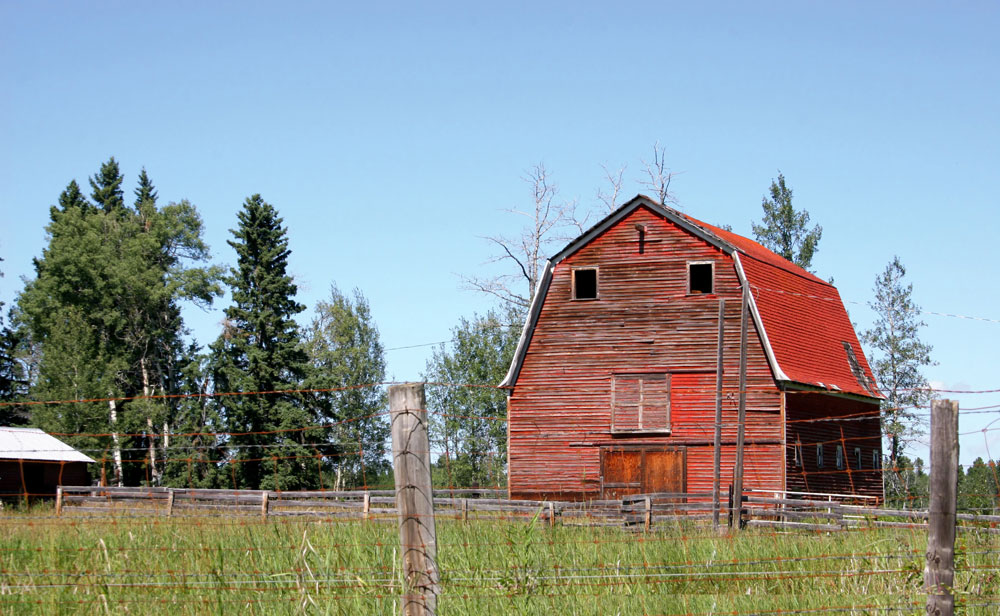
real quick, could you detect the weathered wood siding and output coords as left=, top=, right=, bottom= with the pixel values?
left=783, top=392, right=883, bottom=500
left=508, top=206, right=784, bottom=500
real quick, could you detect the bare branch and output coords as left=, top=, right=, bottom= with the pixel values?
left=640, top=141, right=678, bottom=207
left=596, top=163, right=626, bottom=213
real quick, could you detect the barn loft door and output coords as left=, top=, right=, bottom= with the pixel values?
left=600, top=447, right=686, bottom=499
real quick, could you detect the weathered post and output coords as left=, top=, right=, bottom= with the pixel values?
left=712, top=298, right=725, bottom=530
left=166, top=488, right=175, bottom=517
left=390, top=383, right=439, bottom=616
left=55, top=486, right=63, bottom=516
left=730, top=286, right=749, bottom=529
left=260, top=490, right=269, bottom=520
left=925, top=399, right=959, bottom=616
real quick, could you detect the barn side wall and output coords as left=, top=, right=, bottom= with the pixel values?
left=783, top=392, right=884, bottom=500
left=508, top=206, right=784, bottom=500
left=0, top=460, right=90, bottom=500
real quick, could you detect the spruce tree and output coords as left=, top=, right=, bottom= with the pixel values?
left=211, top=195, right=311, bottom=490
left=134, top=168, right=158, bottom=208
left=0, top=257, right=28, bottom=423
left=89, top=157, right=125, bottom=213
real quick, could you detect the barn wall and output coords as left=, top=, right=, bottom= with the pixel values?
left=783, top=392, right=883, bottom=500
left=0, top=460, right=90, bottom=499
left=508, top=206, right=784, bottom=500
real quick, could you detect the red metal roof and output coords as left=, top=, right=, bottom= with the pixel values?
left=683, top=214, right=880, bottom=399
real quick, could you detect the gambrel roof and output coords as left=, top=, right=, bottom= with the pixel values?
left=501, top=195, right=880, bottom=399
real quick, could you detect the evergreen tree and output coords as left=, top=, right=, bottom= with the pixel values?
left=0, top=257, right=28, bottom=423
left=423, top=308, right=519, bottom=488
left=211, top=195, right=311, bottom=490
left=58, top=179, right=89, bottom=212
left=134, top=168, right=158, bottom=208
left=89, top=157, right=125, bottom=213
left=18, top=163, right=222, bottom=485
left=861, top=257, right=934, bottom=468
left=958, top=458, right=1000, bottom=515
left=302, top=285, right=389, bottom=488
left=751, top=173, right=823, bottom=270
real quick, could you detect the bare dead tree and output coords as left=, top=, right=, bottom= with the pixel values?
left=461, top=164, right=575, bottom=311
left=596, top=163, right=626, bottom=213
left=640, top=141, right=678, bottom=207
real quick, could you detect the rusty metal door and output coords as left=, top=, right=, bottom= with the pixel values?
left=601, top=447, right=686, bottom=499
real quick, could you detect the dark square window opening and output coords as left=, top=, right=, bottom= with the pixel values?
left=573, top=268, right=598, bottom=300
left=688, top=262, right=713, bottom=294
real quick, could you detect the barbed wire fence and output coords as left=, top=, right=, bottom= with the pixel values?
left=1, top=382, right=998, bottom=615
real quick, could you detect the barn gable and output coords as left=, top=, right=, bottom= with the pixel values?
left=502, top=195, right=879, bottom=401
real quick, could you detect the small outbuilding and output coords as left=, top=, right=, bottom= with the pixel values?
left=0, top=427, right=94, bottom=500
left=502, top=195, right=884, bottom=502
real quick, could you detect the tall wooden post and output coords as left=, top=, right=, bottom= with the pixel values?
left=730, top=286, right=749, bottom=529
left=925, top=399, right=959, bottom=616
left=712, top=298, right=725, bottom=530
left=390, top=383, right=439, bottom=616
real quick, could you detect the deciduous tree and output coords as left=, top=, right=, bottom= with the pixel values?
left=18, top=160, right=222, bottom=485
left=424, top=309, right=519, bottom=488
left=302, top=285, right=389, bottom=488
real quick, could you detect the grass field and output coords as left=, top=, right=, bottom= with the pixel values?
left=1, top=507, right=998, bottom=615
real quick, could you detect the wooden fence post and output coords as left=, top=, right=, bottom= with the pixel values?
left=712, top=298, right=725, bottom=531
left=55, top=486, right=63, bottom=516
left=925, top=399, right=959, bottom=616
left=166, top=488, right=175, bottom=517
left=390, top=383, right=439, bottom=616
left=363, top=491, right=371, bottom=521
left=260, top=491, right=269, bottom=520
left=730, top=286, right=749, bottom=529
left=643, top=495, right=652, bottom=532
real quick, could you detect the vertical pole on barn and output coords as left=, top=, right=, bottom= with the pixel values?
left=712, top=298, right=725, bottom=530
left=730, top=286, right=749, bottom=530
left=390, top=383, right=439, bottom=616
left=925, top=399, right=959, bottom=616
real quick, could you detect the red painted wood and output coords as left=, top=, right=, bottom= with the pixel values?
left=507, top=205, right=881, bottom=502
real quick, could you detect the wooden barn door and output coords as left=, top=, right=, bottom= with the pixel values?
left=600, top=447, right=686, bottom=499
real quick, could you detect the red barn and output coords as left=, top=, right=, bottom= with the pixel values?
left=501, top=195, right=883, bottom=502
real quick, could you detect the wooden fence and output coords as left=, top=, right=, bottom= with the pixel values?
left=52, top=485, right=1000, bottom=534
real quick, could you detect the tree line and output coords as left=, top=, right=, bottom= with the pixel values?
left=0, top=154, right=990, bottom=507
left=1, top=159, right=388, bottom=490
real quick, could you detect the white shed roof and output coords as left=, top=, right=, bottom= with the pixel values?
left=0, top=427, right=95, bottom=463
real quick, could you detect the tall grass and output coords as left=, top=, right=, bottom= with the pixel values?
left=1, top=509, right=997, bottom=615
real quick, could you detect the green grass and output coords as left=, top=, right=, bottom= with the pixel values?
left=1, top=508, right=997, bottom=615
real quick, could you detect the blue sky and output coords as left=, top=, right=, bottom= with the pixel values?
left=1, top=2, right=998, bottom=465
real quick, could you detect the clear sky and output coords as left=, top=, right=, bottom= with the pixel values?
left=1, top=2, right=998, bottom=465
